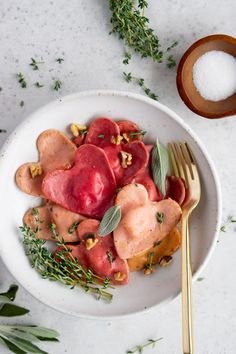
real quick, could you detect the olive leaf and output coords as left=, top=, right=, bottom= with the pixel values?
left=98, top=205, right=121, bottom=237
left=151, top=138, right=169, bottom=196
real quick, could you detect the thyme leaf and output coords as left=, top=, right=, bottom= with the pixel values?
left=53, top=79, right=62, bottom=91
left=17, top=73, right=27, bottom=88
left=220, top=215, right=236, bottom=233
left=123, top=72, right=158, bottom=100
left=126, top=337, right=163, bottom=353
left=56, top=58, right=64, bottom=64
left=29, top=58, right=44, bottom=71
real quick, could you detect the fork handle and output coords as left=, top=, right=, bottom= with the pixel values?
left=182, top=214, right=194, bottom=354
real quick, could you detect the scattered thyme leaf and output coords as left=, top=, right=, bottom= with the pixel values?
left=17, top=72, right=27, bottom=88
left=123, top=52, right=132, bottom=65
left=129, top=130, right=147, bottom=138
left=20, top=100, right=24, bottom=107
left=144, top=252, right=155, bottom=271
left=166, top=41, right=178, bottom=52
left=106, top=251, right=115, bottom=264
left=53, top=79, right=62, bottom=91
left=56, top=58, right=64, bottom=64
left=156, top=212, right=165, bottom=224
left=220, top=215, right=236, bottom=233
left=68, top=221, right=81, bottom=234
left=29, top=58, right=44, bottom=70
left=126, top=337, right=163, bottom=353
left=35, top=82, right=44, bottom=88
left=197, top=277, right=205, bottom=282
left=167, top=55, right=176, bottom=69
left=98, top=134, right=105, bottom=139
left=123, top=72, right=158, bottom=100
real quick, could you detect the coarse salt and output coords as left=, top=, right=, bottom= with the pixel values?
left=192, top=50, right=236, bottom=101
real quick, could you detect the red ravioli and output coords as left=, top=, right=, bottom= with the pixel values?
left=166, top=176, right=186, bottom=206
left=103, top=141, right=148, bottom=187
left=84, top=117, right=120, bottom=148
left=55, top=219, right=129, bottom=285
left=118, top=120, right=142, bottom=142
left=42, top=144, right=116, bottom=219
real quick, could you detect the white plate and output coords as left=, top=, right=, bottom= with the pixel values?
left=0, top=90, right=221, bottom=319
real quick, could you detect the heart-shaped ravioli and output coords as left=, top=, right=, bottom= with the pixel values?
left=42, top=144, right=117, bottom=219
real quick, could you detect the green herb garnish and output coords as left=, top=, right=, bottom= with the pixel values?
left=68, top=220, right=81, bottom=234
left=17, top=72, right=27, bottom=88
left=35, top=82, right=44, bottom=88
left=123, top=52, right=132, bottom=65
left=98, top=205, right=121, bottom=237
left=20, top=225, right=113, bottom=301
left=107, top=251, right=115, bottom=264
left=0, top=284, right=59, bottom=354
left=123, top=72, right=158, bottom=100
left=220, top=215, right=236, bottom=233
left=56, top=58, right=64, bottom=64
left=144, top=252, right=155, bottom=271
left=29, top=58, right=44, bottom=70
left=151, top=139, right=169, bottom=196
left=156, top=212, right=165, bottom=224
left=53, top=79, right=62, bottom=91
left=129, top=130, right=147, bottom=138
left=126, top=337, right=163, bottom=353
left=167, top=55, right=176, bottom=69
left=197, top=277, right=205, bottom=282
left=98, top=134, right=105, bottom=139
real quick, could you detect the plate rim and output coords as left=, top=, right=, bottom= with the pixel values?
left=0, top=89, right=222, bottom=320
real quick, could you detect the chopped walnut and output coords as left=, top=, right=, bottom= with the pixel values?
left=111, top=135, right=123, bottom=145
left=120, top=151, right=132, bottom=168
left=144, top=267, right=155, bottom=275
left=159, top=255, right=173, bottom=267
left=114, top=271, right=126, bottom=281
left=122, top=133, right=130, bottom=142
left=70, top=123, right=87, bottom=137
left=30, top=164, right=43, bottom=178
left=85, top=237, right=98, bottom=250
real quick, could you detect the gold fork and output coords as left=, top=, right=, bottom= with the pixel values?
left=168, top=142, right=201, bottom=354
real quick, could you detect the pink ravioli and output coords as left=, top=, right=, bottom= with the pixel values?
left=55, top=219, right=129, bottom=285
left=42, top=144, right=117, bottom=219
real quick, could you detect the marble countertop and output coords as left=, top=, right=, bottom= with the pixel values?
left=0, top=1, right=235, bottom=353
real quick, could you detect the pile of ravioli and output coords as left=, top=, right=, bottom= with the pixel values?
left=16, top=118, right=186, bottom=285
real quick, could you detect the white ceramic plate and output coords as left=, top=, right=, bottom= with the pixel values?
left=0, top=90, right=221, bottom=319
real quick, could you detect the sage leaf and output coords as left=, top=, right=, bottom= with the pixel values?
left=0, top=327, right=39, bottom=343
left=0, top=334, right=48, bottom=353
left=0, top=336, right=25, bottom=354
left=14, top=326, right=59, bottom=341
left=0, top=284, right=18, bottom=302
left=98, top=205, right=121, bottom=236
left=151, top=139, right=169, bottom=196
left=0, top=303, right=29, bottom=317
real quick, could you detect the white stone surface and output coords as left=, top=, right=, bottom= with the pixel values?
left=0, top=1, right=235, bottom=353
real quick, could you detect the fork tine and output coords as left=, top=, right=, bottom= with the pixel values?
left=173, top=143, right=186, bottom=181
left=179, top=143, right=194, bottom=180
left=184, top=143, right=200, bottom=185
left=168, top=143, right=179, bottom=177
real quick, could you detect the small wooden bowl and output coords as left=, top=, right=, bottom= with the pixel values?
left=176, top=34, right=236, bottom=119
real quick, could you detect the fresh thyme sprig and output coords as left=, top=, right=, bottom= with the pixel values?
left=129, top=130, right=147, bottom=138
left=20, top=225, right=113, bottom=302
left=53, top=79, right=62, bottom=91
left=17, top=72, right=27, bottom=88
left=126, top=337, right=163, bottom=353
left=220, top=215, right=236, bottom=233
left=109, top=0, right=163, bottom=63
left=29, top=58, right=44, bottom=70
left=123, top=72, right=158, bottom=100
